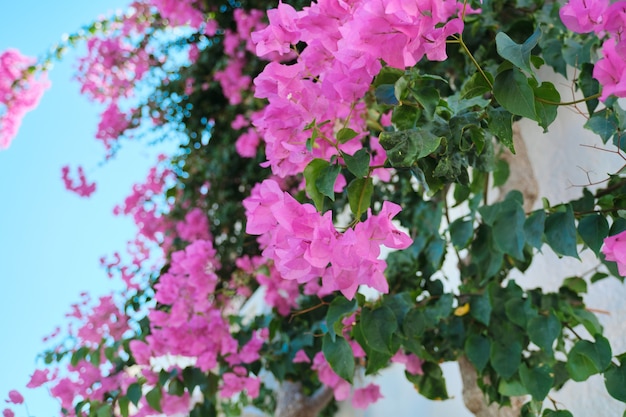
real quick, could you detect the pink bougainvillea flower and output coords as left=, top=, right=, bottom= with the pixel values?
left=602, top=230, right=626, bottom=275
left=352, top=383, right=384, bottom=409
left=0, top=49, right=49, bottom=150
left=61, top=165, right=97, bottom=197
left=559, top=0, right=609, bottom=33
left=5, top=391, right=23, bottom=405
left=593, top=39, right=626, bottom=101
left=26, top=369, right=52, bottom=388
left=2, top=408, right=14, bottom=417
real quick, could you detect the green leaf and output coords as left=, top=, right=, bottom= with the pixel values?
left=304, top=159, right=330, bottom=211
left=545, top=205, right=579, bottom=258
left=127, top=383, right=142, bottom=406
left=374, top=84, right=400, bottom=105
left=182, top=367, right=208, bottom=392
left=494, top=68, right=537, bottom=120
left=337, top=127, right=359, bottom=143
left=315, top=163, right=341, bottom=201
left=524, top=210, right=546, bottom=249
left=493, top=159, right=510, bottom=187
left=605, top=363, right=626, bottom=402
left=119, top=396, right=130, bottom=417
left=449, top=218, right=474, bottom=250
left=528, top=312, right=561, bottom=355
left=343, top=148, right=370, bottom=178
left=578, top=214, right=609, bottom=256
left=487, top=107, right=514, bottom=153
left=322, top=334, right=355, bottom=383
left=579, top=63, right=600, bottom=114
left=146, top=387, right=163, bottom=413
left=519, top=363, right=554, bottom=401
left=584, top=109, right=617, bottom=144
left=347, top=177, right=373, bottom=218
left=462, top=72, right=493, bottom=99
left=391, top=105, right=420, bottom=130
left=505, top=297, right=537, bottom=328
left=533, top=82, right=560, bottom=131
left=498, top=378, right=529, bottom=397
left=405, top=362, right=449, bottom=400
left=566, top=336, right=612, bottom=381
left=492, top=200, right=526, bottom=260
left=572, top=309, right=603, bottom=335
left=326, top=296, right=358, bottom=341
left=373, top=66, right=404, bottom=87
left=470, top=294, right=492, bottom=326
left=168, top=378, right=185, bottom=396
left=96, top=404, right=112, bottom=417
left=491, top=340, right=522, bottom=379
left=465, top=334, right=490, bottom=372
left=543, top=410, right=574, bottom=417
left=496, top=29, right=541, bottom=74
left=360, top=306, right=398, bottom=355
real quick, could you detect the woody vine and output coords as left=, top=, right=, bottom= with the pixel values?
left=3, top=0, right=626, bottom=416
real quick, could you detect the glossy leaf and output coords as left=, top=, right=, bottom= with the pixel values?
left=493, top=68, right=537, bottom=121
left=495, top=29, right=541, bottom=74
left=465, top=334, right=490, bottom=372
left=566, top=336, right=612, bottom=381
left=322, top=334, right=355, bottom=383
left=343, top=148, right=370, bottom=178
left=146, top=387, right=163, bottom=413
left=528, top=312, right=561, bottom=355
left=545, top=205, right=579, bottom=258
left=326, top=296, right=358, bottom=341
left=519, top=363, right=554, bottom=401
left=405, top=362, right=449, bottom=400
left=524, top=209, right=546, bottom=249
left=127, top=383, right=142, bottom=406
left=347, top=177, right=373, bottom=218
left=304, top=159, right=330, bottom=211
left=491, top=340, right=522, bottom=379
left=605, top=363, right=626, bottom=402
left=337, top=127, right=359, bottom=143
left=360, top=306, right=398, bottom=354
left=578, top=214, right=609, bottom=256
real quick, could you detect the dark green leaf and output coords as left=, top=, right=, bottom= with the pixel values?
left=337, top=127, right=359, bottom=143
left=524, top=210, right=546, bottom=249
left=492, top=201, right=526, bottom=260
left=605, top=363, right=626, bottom=402
left=488, top=107, right=515, bottom=153
left=391, top=105, right=420, bottom=130
left=127, top=383, right=142, bottom=406
left=491, top=340, right=522, bottom=379
left=182, top=367, right=208, bottom=392
left=528, top=312, right=561, bottom=355
left=519, top=363, right=554, bottom=401
left=405, top=362, right=449, bottom=400
left=304, top=159, right=330, bottom=211
left=343, top=148, right=370, bottom=178
left=496, top=29, right=541, bottom=74
left=360, top=306, right=398, bottom=355
left=315, top=163, right=341, bottom=201
left=347, top=177, right=373, bottom=218
left=470, top=294, right=492, bottom=326
left=533, top=82, right=560, bottom=131
left=146, top=387, right=163, bottom=413
left=322, top=334, right=355, bottom=383
left=465, top=334, right=490, bottom=372
left=494, top=68, right=537, bottom=120
left=584, top=109, right=617, bottom=144
left=567, top=336, right=612, bottom=381
left=449, top=218, right=474, bottom=249
left=542, top=410, right=574, bottom=417
left=375, top=84, right=400, bottom=105
left=326, top=296, right=358, bottom=341
left=462, top=72, right=493, bottom=99
left=96, top=404, right=112, bottom=417
left=545, top=205, right=579, bottom=258
left=572, top=309, right=603, bottom=335
left=579, top=63, right=599, bottom=114
left=578, top=214, right=609, bottom=256
left=505, top=297, right=536, bottom=328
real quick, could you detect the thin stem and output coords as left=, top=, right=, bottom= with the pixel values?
left=452, top=35, right=493, bottom=90
left=535, top=92, right=602, bottom=107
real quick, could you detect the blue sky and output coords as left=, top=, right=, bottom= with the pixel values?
left=0, top=2, right=178, bottom=415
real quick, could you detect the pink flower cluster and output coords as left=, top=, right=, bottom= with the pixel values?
left=95, top=102, right=131, bottom=151
left=0, top=49, right=49, bottom=149
left=61, top=165, right=96, bottom=197
left=244, top=180, right=412, bottom=299
left=560, top=0, right=626, bottom=100
left=150, top=0, right=206, bottom=29
left=250, top=0, right=464, bottom=177
left=602, top=230, right=626, bottom=275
